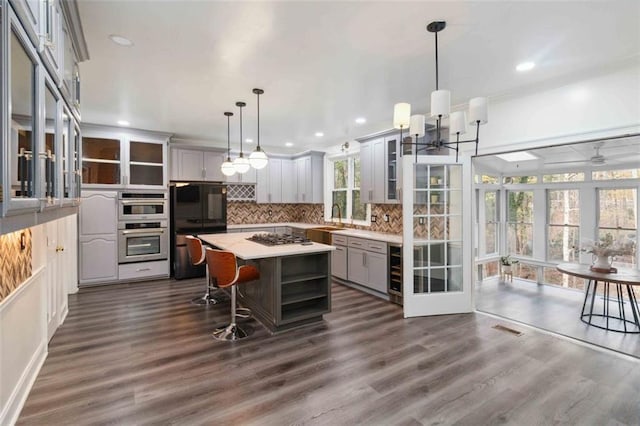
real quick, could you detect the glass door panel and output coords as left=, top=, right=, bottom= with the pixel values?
left=44, top=85, right=59, bottom=201
left=403, top=155, right=472, bottom=317
left=72, top=124, right=81, bottom=198
left=10, top=29, right=36, bottom=200
left=129, top=141, right=164, bottom=186
left=82, top=137, right=121, bottom=184
left=62, top=109, right=71, bottom=199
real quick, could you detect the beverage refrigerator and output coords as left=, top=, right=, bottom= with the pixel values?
left=170, top=182, right=227, bottom=279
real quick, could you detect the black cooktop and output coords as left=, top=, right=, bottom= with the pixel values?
left=247, top=233, right=312, bottom=246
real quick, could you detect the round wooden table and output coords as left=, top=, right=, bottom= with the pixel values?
left=557, top=263, right=640, bottom=333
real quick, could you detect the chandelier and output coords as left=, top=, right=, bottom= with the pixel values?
left=395, top=21, right=488, bottom=162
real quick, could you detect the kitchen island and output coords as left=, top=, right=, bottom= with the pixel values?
left=198, top=232, right=335, bottom=333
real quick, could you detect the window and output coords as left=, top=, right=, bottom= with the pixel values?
left=547, top=189, right=580, bottom=262
left=592, top=169, right=640, bottom=180
left=543, top=172, right=585, bottom=183
left=598, top=188, right=637, bottom=267
left=503, top=175, right=538, bottom=184
left=484, top=191, right=498, bottom=254
left=328, top=156, right=369, bottom=223
left=474, top=174, right=499, bottom=184
left=507, top=190, right=533, bottom=256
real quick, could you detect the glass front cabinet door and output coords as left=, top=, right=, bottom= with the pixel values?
left=3, top=11, right=41, bottom=215
left=81, top=129, right=167, bottom=189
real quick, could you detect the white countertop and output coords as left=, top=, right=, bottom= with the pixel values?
left=331, top=229, right=403, bottom=244
left=198, top=232, right=335, bottom=260
left=227, top=222, right=322, bottom=230
left=227, top=222, right=403, bottom=244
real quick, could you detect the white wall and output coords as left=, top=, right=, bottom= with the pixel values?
left=467, top=63, right=640, bottom=154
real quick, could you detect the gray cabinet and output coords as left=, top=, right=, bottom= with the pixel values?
left=332, top=245, right=348, bottom=280
left=41, top=0, right=63, bottom=84
left=359, top=132, right=404, bottom=204
left=79, top=190, right=118, bottom=285
left=83, top=127, right=169, bottom=188
left=293, top=152, right=323, bottom=204
left=171, top=148, right=225, bottom=182
left=281, top=159, right=296, bottom=203
left=256, top=158, right=282, bottom=203
left=346, top=236, right=388, bottom=294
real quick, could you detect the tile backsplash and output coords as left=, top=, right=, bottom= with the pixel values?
left=228, top=202, right=403, bottom=235
left=0, top=229, right=32, bottom=302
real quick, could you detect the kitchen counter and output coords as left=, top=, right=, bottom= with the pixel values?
left=330, top=228, right=402, bottom=244
left=227, top=223, right=403, bottom=244
left=198, top=232, right=333, bottom=333
left=227, top=222, right=323, bottom=230
left=198, top=232, right=334, bottom=260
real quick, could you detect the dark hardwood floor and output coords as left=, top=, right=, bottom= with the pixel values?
left=18, top=278, right=640, bottom=425
left=476, top=278, right=640, bottom=358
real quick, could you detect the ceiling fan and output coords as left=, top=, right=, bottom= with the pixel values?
left=544, top=143, right=622, bottom=166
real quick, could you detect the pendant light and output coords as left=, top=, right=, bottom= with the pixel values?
left=249, top=88, right=268, bottom=169
left=220, top=111, right=236, bottom=177
left=232, top=101, right=251, bottom=174
left=398, top=20, right=489, bottom=161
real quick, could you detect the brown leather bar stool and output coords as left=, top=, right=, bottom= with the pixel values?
left=205, top=248, right=259, bottom=341
left=185, top=235, right=224, bottom=305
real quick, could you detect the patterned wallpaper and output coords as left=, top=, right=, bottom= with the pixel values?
left=227, top=202, right=403, bottom=235
left=0, top=229, right=32, bottom=302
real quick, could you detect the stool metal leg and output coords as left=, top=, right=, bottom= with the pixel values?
left=191, top=268, right=225, bottom=305
left=212, top=286, right=253, bottom=341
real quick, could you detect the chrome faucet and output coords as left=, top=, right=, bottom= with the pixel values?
left=331, top=203, right=343, bottom=227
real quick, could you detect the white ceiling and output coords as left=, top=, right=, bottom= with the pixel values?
left=77, top=1, right=640, bottom=153
left=473, top=134, right=640, bottom=175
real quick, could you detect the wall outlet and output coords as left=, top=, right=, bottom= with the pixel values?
left=419, top=217, right=425, bottom=225
left=268, top=209, right=273, bottom=217
left=383, top=214, right=390, bottom=222
left=371, top=215, right=377, bottom=223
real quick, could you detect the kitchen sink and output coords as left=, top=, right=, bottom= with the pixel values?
left=306, top=225, right=344, bottom=244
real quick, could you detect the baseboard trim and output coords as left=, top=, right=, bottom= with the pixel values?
left=0, top=342, right=47, bottom=426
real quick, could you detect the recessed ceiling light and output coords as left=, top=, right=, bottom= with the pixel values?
left=117, top=120, right=130, bottom=126
left=315, top=132, right=324, bottom=137
left=516, top=61, right=535, bottom=72
left=355, top=117, right=367, bottom=124
left=109, top=34, right=134, bottom=47
left=285, top=142, right=294, bottom=147
left=496, top=151, right=538, bottom=162
left=245, top=138, right=253, bottom=143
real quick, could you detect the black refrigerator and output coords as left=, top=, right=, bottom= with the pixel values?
left=170, top=182, right=227, bottom=279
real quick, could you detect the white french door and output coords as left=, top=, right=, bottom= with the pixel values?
left=402, top=154, right=473, bottom=317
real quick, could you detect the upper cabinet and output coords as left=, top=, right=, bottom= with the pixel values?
left=82, top=126, right=170, bottom=189
left=169, top=148, right=226, bottom=182
left=293, top=152, right=324, bottom=204
left=256, top=158, right=291, bottom=204
left=1, top=0, right=87, bottom=229
left=359, top=131, right=404, bottom=204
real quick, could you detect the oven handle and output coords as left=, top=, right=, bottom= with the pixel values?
left=120, top=200, right=166, bottom=206
left=121, top=229, right=165, bottom=235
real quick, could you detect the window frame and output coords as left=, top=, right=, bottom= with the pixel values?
left=546, top=188, right=580, bottom=262
left=506, top=189, right=534, bottom=258
left=325, top=153, right=371, bottom=226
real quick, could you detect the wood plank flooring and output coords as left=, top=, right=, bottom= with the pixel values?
left=18, top=278, right=640, bottom=425
left=476, top=278, right=640, bottom=358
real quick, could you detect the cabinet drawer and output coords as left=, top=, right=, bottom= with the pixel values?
left=365, top=240, right=387, bottom=255
left=119, top=260, right=168, bottom=281
left=332, top=234, right=347, bottom=246
left=347, top=237, right=387, bottom=255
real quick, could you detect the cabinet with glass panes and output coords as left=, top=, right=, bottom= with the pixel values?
left=81, top=125, right=170, bottom=188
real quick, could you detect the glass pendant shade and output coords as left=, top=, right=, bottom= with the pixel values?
left=221, top=159, right=236, bottom=176
left=233, top=154, right=250, bottom=174
left=409, top=114, right=426, bottom=137
left=449, top=111, right=467, bottom=135
left=430, top=89, right=451, bottom=117
left=249, top=148, right=268, bottom=169
left=393, top=103, right=411, bottom=129
left=468, top=97, right=488, bottom=124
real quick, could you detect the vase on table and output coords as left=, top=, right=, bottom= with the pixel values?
left=590, top=254, right=613, bottom=273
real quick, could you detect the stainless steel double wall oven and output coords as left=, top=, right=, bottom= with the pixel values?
left=118, top=192, right=169, bottom=264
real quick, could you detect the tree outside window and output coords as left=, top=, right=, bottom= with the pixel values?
left=507, top=190, right=533, bottom=256
left=547, top=189, right=580, bottom=262
left=598, top=188, right=637, bottom=267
